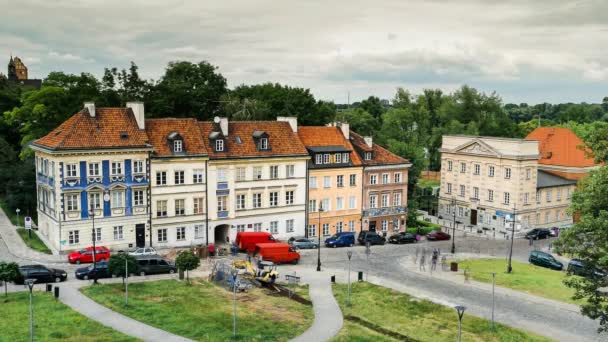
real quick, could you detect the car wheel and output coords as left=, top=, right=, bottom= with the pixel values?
left=349, top=243, right=353, bottom=247
left=333, top=245, right=337, bottom=248
left=55, top=277, right=61, bottom=283
left=169, top=269, right=175, bottom=274
left=84, top=275, right=89, bottom=280
left=140, top=271, right=145, bottom=276
left=76, top=260, right=81, bottom=265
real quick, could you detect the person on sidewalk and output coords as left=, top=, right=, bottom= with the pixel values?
left=208, top=243, right=216, bottom=257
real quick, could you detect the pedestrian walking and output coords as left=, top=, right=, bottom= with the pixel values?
left=419, top=253, right=426, bottom=271
left=431, top=249, right=438, bottom=271
left=208, top=243, right=216, bottom=257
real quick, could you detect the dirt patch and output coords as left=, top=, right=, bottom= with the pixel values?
left=345, top=315, right=420, bottom=342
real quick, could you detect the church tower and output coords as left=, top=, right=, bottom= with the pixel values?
left=12, top=56, right=28, bottom=80
left=7, top=56, right=17, bottom=81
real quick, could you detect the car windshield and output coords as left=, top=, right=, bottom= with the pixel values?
left=330, top=234, right=341, bottom=239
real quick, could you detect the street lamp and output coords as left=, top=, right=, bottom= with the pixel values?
left=455, top=305, right=466, bottom=342
left=16, top=208, right=21, bottom=229
left=231, top=269, right=239, bottom=339
left=89, top=204, right=98, bottom=284
left=25, top=278, right=35, bottom=342
left=507, top=204, right=517, bottom=274
left=316, top=206, right=324, bottom=272
left=125, top=254, right=129, bottom=306
left=451, top=197, right=457, bottom=254
left=347, top=250, right=353, bottom=306
left=491, top=272, right=496, bottom=331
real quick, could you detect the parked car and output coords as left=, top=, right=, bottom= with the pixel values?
left=254, top=243, right=300, bottom=264
left=136, top=256, right=177, bottom=275
left=68, top=246, right=111, bottom=264
left=525, top=228, right=550, bottom=240
left=388, top=232, right=417, bottom=244
left=357, top=231, right=386, bottom=245
left=129, top=247, right=158, bottom=256
left=325, top=232, right=355, bottom=248
left=289, top=237, right=319, bottom=249
left=529, top=250, right=563, bottom=270
left=75, top=261, right=111, bottom=280
left=235, top=232, right=277, bottom=253
left=17, top=265, right=67, bottom=284
left=426, top=230, right=451, bottom=241
left=567, top=259, right=606, bottom=278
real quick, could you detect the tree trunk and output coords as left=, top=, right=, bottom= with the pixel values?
left=4, top=282, right=6, bottom=296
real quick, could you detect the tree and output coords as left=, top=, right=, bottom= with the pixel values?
left=108, top=253, right=139, bottom=285
left=0, top=261, right=20, bottom=296
left=175, top=250, right=200, bottom=283
left=359, top=96, right=386, bottom=119
left=336, top=108, right=379, bottom=136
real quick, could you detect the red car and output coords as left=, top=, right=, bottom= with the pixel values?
left=426, top=230, right=451, bottom=241
left=68, top=246, right=111, bottom=264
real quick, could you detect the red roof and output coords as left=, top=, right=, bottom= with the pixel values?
left=297, top=126, right=363, bottom=166
left=525, top=127, right=597, bottom=168
left=145, top=118, right=207, bottom=156
left=349, top=131, right=409, bottom=166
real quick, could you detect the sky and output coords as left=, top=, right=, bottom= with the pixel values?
left=2, top=0, right=607, bottom=104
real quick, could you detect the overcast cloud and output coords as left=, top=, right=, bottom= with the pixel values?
left=1, top=0, right=607, bottom=104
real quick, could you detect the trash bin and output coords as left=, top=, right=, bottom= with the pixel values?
left=450, top=262, right=458, bottom=272
left=46, top=284, right=52, bottom=292
left=179, top=269, right=184, bottom=280
left=54, top=286, right=59, bottom=299
left=358, top=271, right=363, bottom=282
left=331, top=275, right=336, bottom=283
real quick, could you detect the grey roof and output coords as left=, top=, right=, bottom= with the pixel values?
left=308, top=145, right=351, bottom=153
left=252, top=130, right=266, bottom=138
left=208, top=131, right=221, bottom=139
left=537, top=170, right=577, bottom=189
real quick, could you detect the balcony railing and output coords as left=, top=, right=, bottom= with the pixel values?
left=363, top=206, right=407, bottom=218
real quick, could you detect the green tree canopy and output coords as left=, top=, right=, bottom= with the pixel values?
left=108, top=253, right=139, bottom=284
left=0, top=261, right=20, bottom=296
left=336, top=108, right=379, bottom=136
left=175, top=250, right=200, bottom=283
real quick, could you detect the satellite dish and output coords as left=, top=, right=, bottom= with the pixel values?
left=213, top=116, right=221, bottom=123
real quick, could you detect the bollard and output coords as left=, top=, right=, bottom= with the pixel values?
left=46, top=284, right=52, bottom=292
left=358, top=271, right=363, bottom=282
left=331, top=275, right=336, bottom=283
left=54, top=286, right=59, bottom=299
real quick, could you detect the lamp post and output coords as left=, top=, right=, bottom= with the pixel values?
left=89, top=204, right=98, bottom=284
left=16, top=208, right=21, bottom=228
left=231, top=269, right=238, bottom=339
left=455, top=305, right=466, bottom=342
left=451, top=197, right=457, bottom=254
left=347, top=250, right=353, bottom=306
left=491, top=272, right=496, bottom=331
left=125, top=254, right=129, bottom=306
left=25, top=278, right=35, bottom=342
left=316, top=206, right=324, bottom=272
left=507, top=204, right=517, bottom=274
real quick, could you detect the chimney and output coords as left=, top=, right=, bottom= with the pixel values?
left=84, top=102, right=95, bottom=117
left=277, top=116, right=298, bottom=132
left=339, top=122, right=349, bottom=140
left=219, top=117, right=229, bottom=136
left=126, top=102, right=145, bottom=129
left=364, top=136, right=373, bottom=148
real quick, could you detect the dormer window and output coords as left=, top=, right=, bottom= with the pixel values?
left=260, top=138, right=268, bottom=150
left=216, top=139, right=224, bottom=152
left=168, top=132, right=184, bottom=154
left=336, top=153, right=342, bottom=163
left=173, top=140, right=183, bottom=153
left=315, top=154, right=323, bottom=164
left=364, top=152, right=372, bottom=161
left=323, top=154, right=330, bottom=164
left=253, top=130, right=270, bottom=151
left=343, top=153, right=350, bottom=163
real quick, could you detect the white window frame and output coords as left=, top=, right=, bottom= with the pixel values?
left=69, top=230, right=79, bottom=245
left=323, top=154, right=330, bottom=164
left=195, top=225, right=204, bottom=238
left=381, top=194, right=389, bottom=207
left=321, top=198, right=330, bottom=211
left=447, top=183, right=452, bottom=194
left=253, top=167, right=262, bottom=180
left=315, top=154, right=323, bottom=164
left=365, top=152, right=372, bottom=161
left=111, top=190, right=124, bottom=208
left=111, top=161, right=123, bottom=175
left=66, top=193, right=79, bottom=211
left=382, top=173, right=389, bottom=184
left=89, top=192, right=101, bottom=210
left=156, top=171, right=167, bottom=185
left=270, top=165, right=279, bottom=179
left=176, top=227, right=186, bottom=241
left=447, top=160, right=453, bottom=171
left=504, top=168, right=511, bottom=179
left=174, top=170, right=185, bottom=185
left=370, top=195, right=378, bottom=209
left=158, top=228, right=167, bottom=242
left=349, top=196, right=356, bottom=209
left=88, top=162, right=100, bottom=177
left=253, top=223, right=262, bottom=232
left=286, top=165, right=295, bottom=178
left=270, top=221, right=278, bottom=234
left=343, top=153, right=349, bottom=163
left=285, top=191, right=294, bottom=205
left=66, top=163, right=78, bottom=178
left=286, top=219, right=294, bottom=233
left=194, top=197, right=204, bottom=214
left=113, top=226, right=124, bottom=240
left=309, top=176, right=317, bottom=189
left=460, top=162, right=466, bottom=173
left=336, top=153, right=342, bottom=163
left=175, top=199, right=185, bottom=216
left=215, top=139, right=224, bottom=151
left=308, top=224, right=316, bottom=237
left=394, top=173, right=402, bottom=183
left=173, top=140, right=183, bottom=153
left=236, top=194, right=246, bottom=210
left=504, top=192, right=510, bottom=205
left=236, top=167, right=246, bottom=181
left=157, top=200, right=167, bottom=217
left=324, top=176, right=331, bottom=188
left=488, top=189, right=494, bottom=201
left=474, top=164, right=480, bottom=175
left=322, top=223, right=330, bottom=236
left=253, top=193, right=262, bottom=208
left=370, top=174, right=378, bottom=185
left=488, top=166, right=495, bottom=177
left=336, top=197, right=344, bottom=210
left=337, top=175, right=344, bottom=187
left=349, top=174, right=356, bottom=186
left=269, top=192, right=278, bottom=207
left=217, top=168, right=227, bottom=182
left=93, top=227, right=102, bottom=242
left=133, top=160, right=144, bottom=174
left=349, top=220, right=355, bottom=232
left=336, top=221, right=343, bottom=233
left=393, top=192, right=402, bottom=206
left=134, top=189, right=144, bottom=206
left=217, top=195, right=228, bottom=212
left=260, top=138, right=268, bottom=150
left=193, top=169, right=204, bottom=183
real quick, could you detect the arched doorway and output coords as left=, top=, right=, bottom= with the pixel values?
left=214, top=224, right=230, bottom=245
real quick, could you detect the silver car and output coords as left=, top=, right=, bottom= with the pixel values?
left=128, top=247, right=157, bottom=256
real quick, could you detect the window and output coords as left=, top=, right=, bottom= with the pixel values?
left=343, top=153, right=349, bottom=163
left=459, top=185, right=465, bottom=197
left=157, top=200, right=167, bottom=217
left=370, top=174, right=378, bottom=185
left=545, top=212, right=550, bottom=224
left=309, top=176, right=317, bottom=189
left=382, top=220, right=388, bottom=231
left=235, top=167, right=246, bottom=181
left=394, top=173, right=402, bottom=183
left=285, top=191, right=294, bottom=205
left=133, top=160, right=144, bottom=174
left=217, top=168, right=227, bottom=182
left=174, top=171, right=185, bottom=185
left=458, top=207, right=464, bottom=217
left=176, top=227, right=186, bottom=240
left=382, top=173, right=389, bottom=184
left=567, top=188, right=571, bottom=199
left=88, top=162, right=100, bottom=176
left=69, top=230, right=79, bottom=245
left=349, top=174, right=356, bottom=186
left=324, top=176, right=331, bottom=188
left=336, top=153, right=342, bottom=163
left=393, top=193, right=402, bottom=206
left=474, top=164, right=480, bottom=175
left=337, top=175, right=344, bottom=187
left=526, top=168, right=531, bottom=180
left=381, top=194, right=389, bottom=207
left=504, top=192, right=510, bottom=205
left=269, top=192, right=278, bottom=207
left=215, top=139, right=224, bottom=151
left=111, top=161, right=123, bottom=175
left=194, top=197, right=204, bottom=214
left=365, top=152, right=372, bottom=161
left=349, top=196, right=356, bottom=209
left=557, top=189, right=562, bottom=201
left=536, top=190, right=541, bottom=203
left=447, top=160, right=453, bottom=171
left=66, top=194, right=79, bottom=211
left=217, top=195, right=228, bottom=212
left=158, top=229, right=167, bottom=242
left=336, top=197, right=344, bottom=210
left=286, top=219, right=294, bottom=233
left=322, top=223, right=330, bottom=236
left=111, top=191, right=124, bottom=208
left=504, top=168, right=511, bottom=179
left=66, top=163, right=78, bottom=177
left=253, top=193, right=262, bottom=208
left=524, top=193, right=529, bottom=205
left=349, top=220, right=355, bottom=232
left=113, top=226, right=123, bottom=240
left=236, top=224, right=245, bottom=233
left=133, top=190, right=144, bottom=206
left=175, top=199, right=185, bottom=215
left=488, top=190, right=494, bottom=201
left=546, top=190, right=552, bottom=202
left=460, top=163, right=466, bottom=173
left=89, top=192, right=101, bottom=210
left=260, top=138, right=268, bottom=150
left=488, top=166, right=495, bottom=177
left=195, top=225, right=204, bottom=238
left=93, top=227, right=102, bottom=242
left=321, top=198, right=330, bottom=211
left=193, top=169, right=204, bottom=183
left=270, top=221, right=278, bottom=234
left=253, top=167, right=262, bottom=180
left=270, top=165, right=279, bottom=179
left=308, top=224, right=316, bottom=237
left=236, top=194, right=246, bottom=210
left=253, top=223, right=262, bottom=232
left=447, top=183, right=452, bottom=194
left=370, top=195, right=378, bottom=208
left=309, top=199, right=317, bottom=212
left=315, top=154, right=323, bottom=164
left=286, top=165, right=295, bottom=178
left=336, top=221, right=343, bottom=233
left=473, top=187, right=479, bottom=199
left=173, top=140, right=183, bottom=152
left=323, top=154, right=330, bottom=164
left=156, top=171, right=167, bottom=185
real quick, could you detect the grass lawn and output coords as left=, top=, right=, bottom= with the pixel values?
left=82, top=279, right=313, bottom=341
left=17, top=228, right=52, bottom=254
left=418, top=179, right=440, bottom=188
left=332, top=282, right=550, bottom=342
left=0, top=197, right=20, bottom=226
left=0, top=291, right=136, bottom=341
left=458, top=258, right=579, bottom=304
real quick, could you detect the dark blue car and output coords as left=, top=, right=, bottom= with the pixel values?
left=325, top=232, right=355, bottom=248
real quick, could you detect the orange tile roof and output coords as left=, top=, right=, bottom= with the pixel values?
left=198, top=121, right=308, bottom=159
left=350, top=132, right=408, bottom=166
left=297, top=126, right=363, bottom=166
left=33, top=108, right=149, bottom=150
left=525, top=127, right=597, bottom=168
left=145, top=118, right=207, bottom=157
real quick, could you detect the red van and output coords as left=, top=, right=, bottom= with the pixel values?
left=254, top=243, right=300, bottom=264
left=68, top=246, right=111, bottom=264
left=235, top=232, right=277, bottom=253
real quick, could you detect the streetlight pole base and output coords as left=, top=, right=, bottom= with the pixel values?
left=316, top=263, right=321, bottom=272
